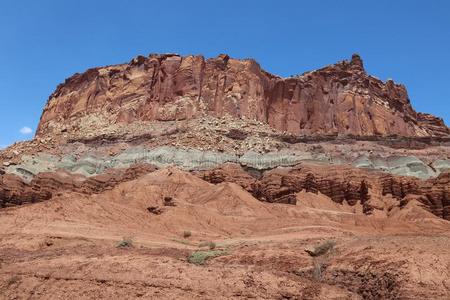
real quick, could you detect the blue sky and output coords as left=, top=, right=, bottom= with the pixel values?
left=1, top=0, right=449, bottom=147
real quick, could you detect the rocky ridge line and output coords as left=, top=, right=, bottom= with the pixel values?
left=2, top=162, right=449, bottom=221
left=36, top=53, right=449, bottom=139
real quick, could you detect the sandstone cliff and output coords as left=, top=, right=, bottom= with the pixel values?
left=36, top=53, right=449, bottom=138
left=2, top=52, right=449, bottom=222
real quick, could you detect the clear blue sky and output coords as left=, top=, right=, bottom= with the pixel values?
left=1, top=0, right=449, bottom=147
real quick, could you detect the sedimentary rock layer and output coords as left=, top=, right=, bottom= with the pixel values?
left=4, top=161, right=446, bottom=221
left=198, top=163, right=450, bottom=220
left=36, top=53, right=449, bottom=138
left=4, top=146, right=448, bottom=181
left=0, top=164, right=156, bottom=207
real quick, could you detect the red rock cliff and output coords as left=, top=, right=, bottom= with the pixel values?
left=36, top=53, right=449, bottom=137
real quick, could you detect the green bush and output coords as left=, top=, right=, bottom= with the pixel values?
left=188, top=250, right=226, bottom=265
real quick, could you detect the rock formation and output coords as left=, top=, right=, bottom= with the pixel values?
left=1, top=52, right=449, bottom=223
left=1, top=52, right=450, bottom=300
left=0, top=164, right=156, bottom=207
left=198, top=163, right=450, bottom=220
left=3, top=160, right=449, bottom=220
left=36, top=53, right=448, bottom=138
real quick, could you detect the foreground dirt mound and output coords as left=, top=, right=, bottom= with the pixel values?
left=0, top=167, right=449, bottom=299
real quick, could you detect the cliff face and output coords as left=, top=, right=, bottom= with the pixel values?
left=36, top=53, right=448, bottom=138
left=198, top=163, right=450, bottom=220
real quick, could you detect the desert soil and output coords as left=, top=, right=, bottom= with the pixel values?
left=1, top=168, right=449, bottom=299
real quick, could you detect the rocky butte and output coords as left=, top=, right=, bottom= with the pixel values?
left=37, top=53, right=448, bottom=138
left=1, top=53, right=450, bottom=299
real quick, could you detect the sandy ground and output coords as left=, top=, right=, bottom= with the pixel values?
left=1, top=168, right=449, bottom=299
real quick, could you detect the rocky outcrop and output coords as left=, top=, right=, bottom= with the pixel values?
left=196, top=163, right=257, bottom=192
left=0, top=164, right=156, bottom=207
left=2, top=160, right=449, bottom=220
left=2, top=52, right=449, bottom=224
left=244, top=164, right=373, bottom=212
left=36, top=53, right=449, bottom=139
left=417, top=113, right=449, bottom=137
left=380, top=172, right=450, bottom=220
left=199, top=163, right=450, bottom=220
left=0, top=173, right=51, bottom=207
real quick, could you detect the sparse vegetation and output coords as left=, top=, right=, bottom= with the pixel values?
left=187, top=250, right=227, bottom=265
left=183, top=230, right=192, bottom=238
left=116, top=237, right=133, bottom=248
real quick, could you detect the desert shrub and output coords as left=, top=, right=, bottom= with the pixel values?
left=183, top=231, right=192, bottom=238
left=116, top=237, right=133, bottom=248
left=187, top=250, right=226, bottom=265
